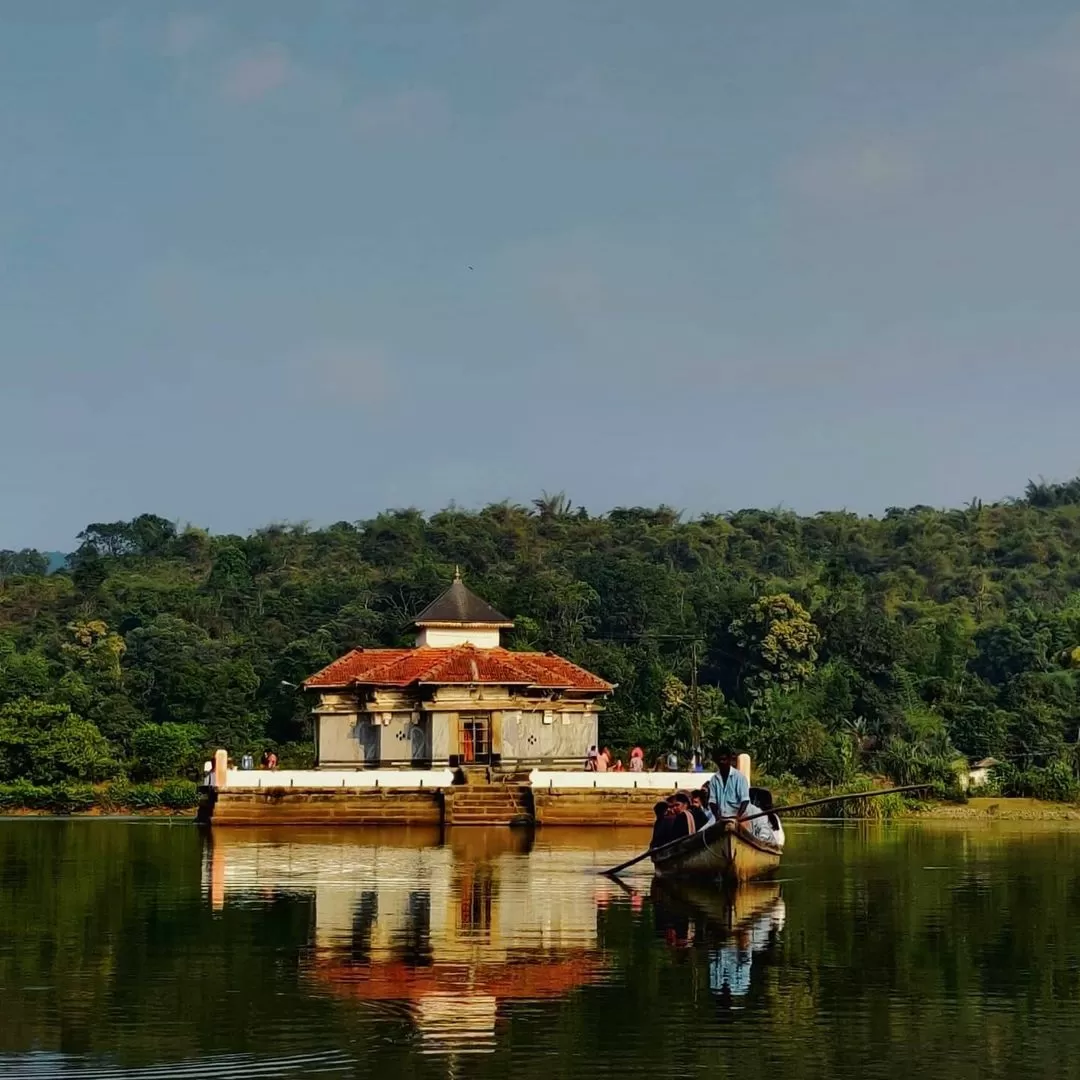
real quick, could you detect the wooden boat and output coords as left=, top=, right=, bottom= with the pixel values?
left=650, top=819, right=782, bottom=883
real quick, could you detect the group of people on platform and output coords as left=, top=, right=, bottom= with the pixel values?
left=586, top=745, right=711, bottom=774
left=649, top=748, right=785, bottom=850
left=586, top=745, right=646, bottom=772
left=235, top=750, right=278, bottom=771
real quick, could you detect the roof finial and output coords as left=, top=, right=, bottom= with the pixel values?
left=453, top=565, right=462, bottom=582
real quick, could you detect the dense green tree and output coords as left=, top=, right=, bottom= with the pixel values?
left=0, top=639, right=54, bottom=703
left=732, top=593, right=821, bottom=697
left=130, top=722, right=206, bottom=780
left=0, top=549, right=49, bottom=581
left=3, top=477, right=1080, bottom=790
left=124, top=616, right=263, bottom=747
left=0, top=699, right=118, bottom=784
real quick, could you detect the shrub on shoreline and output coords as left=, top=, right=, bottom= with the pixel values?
left=987, top=760, right=1080, bottom=802
left=159, top=779, right=199, bottom=809
left=0, top=779, right=199, bottom=814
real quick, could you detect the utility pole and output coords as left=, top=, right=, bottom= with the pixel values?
left=690, top=639, right=701, bottom=765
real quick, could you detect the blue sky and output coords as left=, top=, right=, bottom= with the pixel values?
left=4, top=1, right=1080, bottom=550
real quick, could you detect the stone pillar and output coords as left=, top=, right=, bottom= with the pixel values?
left=737, top=753, right=751, bottom=784
left=214, top=748, right=229, bottom=789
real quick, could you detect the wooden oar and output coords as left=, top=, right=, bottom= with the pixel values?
left=739, top=783, right=931, bottom=824
left=601, top=784, right=930, bottom=877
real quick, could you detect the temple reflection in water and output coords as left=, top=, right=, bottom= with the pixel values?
left=202, top=827, right=631, bottom=1055
left=202, top=826, right=786, bottom=1053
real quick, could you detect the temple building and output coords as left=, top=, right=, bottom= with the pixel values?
left=304, top=572, right=612, bottom=770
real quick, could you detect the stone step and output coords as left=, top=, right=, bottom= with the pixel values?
left=446, top=793, right=528, bottom=803
left=448, top=791, right=524, bottom=797
left=450, top=807, right=525, bottom=814
left=444, top=812, right=533, bottom=820
left=448, top=796, right=526, bottom=805
left=451, top=786, right=531, bottom=794
left=450, top=790, right=529, bottom=797
left=448, top=806, right=527, bottom=814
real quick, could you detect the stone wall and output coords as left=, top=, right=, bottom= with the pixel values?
left=203, top=785, right=663, bottom=827
left=203, top=788, right=444, bottom=826
left=378, top=712, right=432, bottom=765
left=431, top=711, right=455, bottom=762
left=316, top=713, right=366, bottom=765
left=528, top=770, right=709, bottom=790
left=500, top=710, right=597, bottom=766
left=221, top=768, right=455, bottom=789
left=313, top=687, right=603, bottom=768
left=202, top=777, right=696, bottom=827
left=532, top=789, right=663, bottom=827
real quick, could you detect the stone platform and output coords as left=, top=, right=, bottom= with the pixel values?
left=198, top=769, right=706, bottom=828
left=197, top=773, right=704, bottom=820
left=200, top=788, right=445, bottom=827
left=199, top=785, right=666, bottom=827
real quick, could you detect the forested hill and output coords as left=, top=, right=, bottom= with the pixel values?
left=4, top=478, right=1080, bottom=794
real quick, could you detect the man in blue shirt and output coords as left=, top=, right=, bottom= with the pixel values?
left=707, top=747, right=750, bottom=821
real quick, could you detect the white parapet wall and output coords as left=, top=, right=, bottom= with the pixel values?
left=215, top=767, right=728, bottom=792
left=221, top=769, right=456, bottom=790
left=528, top=770, right=713, bottom=791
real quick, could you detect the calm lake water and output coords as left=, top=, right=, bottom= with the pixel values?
left=2, top=819, right=1079, bottom=1080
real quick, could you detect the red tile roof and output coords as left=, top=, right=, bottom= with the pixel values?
left=305, top=645, right=612, bottom=693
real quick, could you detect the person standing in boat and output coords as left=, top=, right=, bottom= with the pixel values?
left=706, top=747, right=750, bottom=822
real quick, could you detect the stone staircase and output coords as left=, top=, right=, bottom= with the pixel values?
left=443, top=783, right=533, bottom=826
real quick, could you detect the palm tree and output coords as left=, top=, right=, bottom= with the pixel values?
left=532, top=491, right=573, bottom=520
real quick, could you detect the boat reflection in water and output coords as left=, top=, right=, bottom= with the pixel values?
left=202, top=826, right=640, bottom=1056
left=650, top=879, right=786, bottom=1003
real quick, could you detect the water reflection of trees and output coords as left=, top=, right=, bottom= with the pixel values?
left=5, top=822, right=1080, bottom=1079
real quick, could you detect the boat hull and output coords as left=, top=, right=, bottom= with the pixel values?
left=650, top=821, right=781, bottom=883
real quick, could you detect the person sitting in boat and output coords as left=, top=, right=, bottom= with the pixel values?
left=669, top=792, right=697, bottom=838
left=745, top=788, right=785, bottom=848
left=706, top=746, right=750, bottom=822
left=650, top=796, right=679, bottom=846
left=688, top=789, right=710, bottom=831
left=691, top=788, right=715, bottom=828
left=650, top=800, right=669, bottom=847
left=651, top=794, right=696, bottom=848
